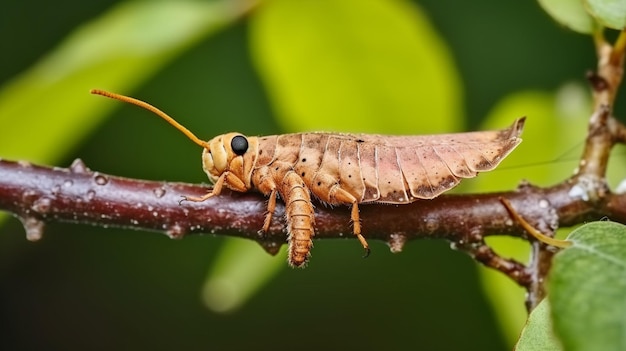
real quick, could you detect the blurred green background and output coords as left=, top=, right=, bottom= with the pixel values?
left=0, top=0, right=618, bottom=350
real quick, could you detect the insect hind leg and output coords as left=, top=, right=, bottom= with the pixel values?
left=351, top=203, right=370, bottom=258
left=332, top=187, right=370, bottom=258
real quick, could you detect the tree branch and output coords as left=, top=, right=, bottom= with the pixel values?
left=0, top=157, right=624, bottom=287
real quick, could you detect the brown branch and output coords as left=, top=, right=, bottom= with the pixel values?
left=0, top=157, right=623, bottom=283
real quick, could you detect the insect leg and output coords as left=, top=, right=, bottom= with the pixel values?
left=181, top=172, right=248, bottom=204
left=262, top=189, right=277, bottom=232
left=331, top=188, right=370, bottom=258
left=181, top=172, right=227, bottom=203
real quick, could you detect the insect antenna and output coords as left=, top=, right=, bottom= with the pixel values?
left=496, top=141, right=585, bottom=171
left=90, top=89, right=209, bottom=149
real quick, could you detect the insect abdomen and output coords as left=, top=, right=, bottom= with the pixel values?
left=281, top=171, right=315, bottom=266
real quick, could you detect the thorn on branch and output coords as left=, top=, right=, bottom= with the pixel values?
left=20, top=216, right=45, bottom=242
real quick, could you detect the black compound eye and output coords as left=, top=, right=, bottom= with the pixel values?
left=230, top=135, right=249, bottom=156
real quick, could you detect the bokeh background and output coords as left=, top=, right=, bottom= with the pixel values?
left=1, top=0, right=621, bottom=350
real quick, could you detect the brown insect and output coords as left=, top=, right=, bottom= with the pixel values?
left=91, top=89, right=525, bottom=267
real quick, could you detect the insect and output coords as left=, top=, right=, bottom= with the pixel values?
left=91, top=89, right=525, bottom=267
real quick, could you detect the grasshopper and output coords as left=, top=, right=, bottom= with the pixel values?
left=91, top=89, right=524, bottom=267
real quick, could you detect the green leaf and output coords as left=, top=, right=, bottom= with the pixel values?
left=249, top=0, right=462, bottom=134
left=538, top=0, right=598, bottom=34
left=0, top=0, right=250, bottom=164
left=516, top=299, right=563, bottom=351
left=585, top=0, right=626, bottom=30
left=549, top=221, right=626, bottom=351
left=202, top=240, right=287, bottom=313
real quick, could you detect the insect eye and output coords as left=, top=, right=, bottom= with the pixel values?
left=230, top=135, right=249, bottom=156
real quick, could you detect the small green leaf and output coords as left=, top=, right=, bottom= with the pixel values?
left=202, top=240, right=286, bottom=313
left=516, top=299, right=563, bottom=351
left=585, top=0, right=626, bottom=30
left=550, top=221, right=626, bottom=351
left=538, top=0, right=598, bottom=34
left=250, top=0, right=462, bottom=134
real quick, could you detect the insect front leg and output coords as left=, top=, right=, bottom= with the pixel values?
left=182, top=171, right=247, bottom=203
left=331, top=187, right=370, bottom=258
left=181, top=172, right=227, bottom=203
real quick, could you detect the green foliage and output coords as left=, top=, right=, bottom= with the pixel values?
left=585, top=0, right=626, bottom=30
left=538, top=0, right=598, bottom=33
left=0, top=1, right=240, bottom=164
left=551, top=222, right=626, bottom=350
left=516, top=299, right=563, bottom=350
left=249, top=0, right=461, bottom=133
left=201, top=241, right=287, bottom=312
left=516, top=222, right=626, bottom=350
left=539, top=0, right=626, bottom=32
